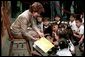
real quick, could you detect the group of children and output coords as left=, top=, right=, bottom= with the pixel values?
left=9, top=2, right=84, bottom=56
left=35, top=14, right=84, bottom=56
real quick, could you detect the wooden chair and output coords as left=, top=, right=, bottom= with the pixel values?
left=1, top=1, right=32, bottom=56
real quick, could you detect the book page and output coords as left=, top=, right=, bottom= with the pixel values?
left=34, top=37, right=54, bottom=53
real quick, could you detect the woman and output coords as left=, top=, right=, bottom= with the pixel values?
left=10, top=2, right=44, bottom=41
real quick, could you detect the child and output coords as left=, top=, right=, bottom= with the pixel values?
left=54, top=15, right=61, bottom=25
left=42, top=17, right=52, bottom=42
left=73, top=18, right=84, bottom=45
left=43, top=17, right=52, bottom=36
left=56, top=39, right=72, bottom=56
left=51, top=23, right=59, bottom=45
left=36, top=16, right=43, bottom=33
left=69, top=14, right=77, bottom=31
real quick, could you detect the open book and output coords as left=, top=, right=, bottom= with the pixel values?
left=33, top=37, right=54, bottom=54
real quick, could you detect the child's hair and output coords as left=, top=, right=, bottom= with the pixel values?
left=70, top=14, right=76, bottom=18
left=37, top=15, right=43, bottom=20
left=55, top=15, right=61, bottom=18
left=43, top=17, right=49, bottom=21
left=51, top=23, right=58, bottom=29
left=75, top=18, right=82, bottom=23
left=59, top=39, right=68, bottom=49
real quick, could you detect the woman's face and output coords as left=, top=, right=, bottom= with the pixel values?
left=33, top=12, right=40, bottom=18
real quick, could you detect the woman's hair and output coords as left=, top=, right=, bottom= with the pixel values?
left=29, top=2, right=44, bottom=14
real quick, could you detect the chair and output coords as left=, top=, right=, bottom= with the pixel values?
left=1, top=1, right=32, bottom=56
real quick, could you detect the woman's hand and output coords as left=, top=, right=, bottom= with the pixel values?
left=32, top=37, right=39, bottom=41
left=38, top=32, right=44, bottom=38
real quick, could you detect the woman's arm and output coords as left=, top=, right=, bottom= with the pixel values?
left=31, top=16, right=44, bottom=37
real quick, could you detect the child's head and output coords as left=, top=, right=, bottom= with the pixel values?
left=69, top=14, right=76, bottom=22
left=51, top=23, right=58, bottom=32
left=37, top=16, right=43, bottom=23
left=75, top=18, right=82, bottom=27
left=43, top=17, right=49, bottom=26
left=54, top=15, right=61, bottom=21
left=59, top=39, right=68, bottom=49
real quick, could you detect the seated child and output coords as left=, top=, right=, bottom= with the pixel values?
left=43, top=17, right=52, bottom=36
left=51, top=23, right=59, bottom=46
left=54, top=15, right=61, bottom=25
left=56, top=39, right=72, bottom=56
left=73, top=18, right=84, bottom=45
left=36, top=16, right=43, bottom=33
left=69, top=14, right=77, bottom=31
